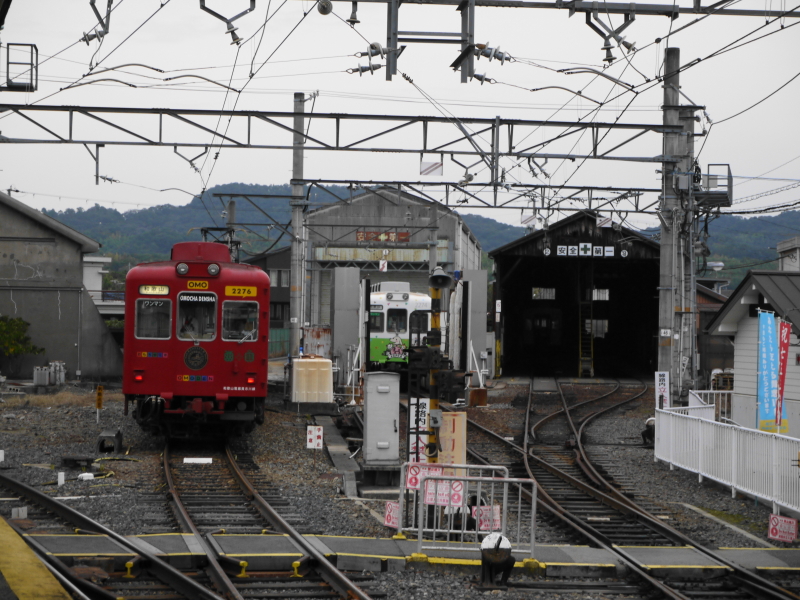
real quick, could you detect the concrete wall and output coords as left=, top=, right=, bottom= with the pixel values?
left=0, top=203, right=122, bottom=379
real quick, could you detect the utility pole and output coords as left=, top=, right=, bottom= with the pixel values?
left=658, top=47, right=698, bottom=405
left=658, top=48, right=680, bottom=402
left=226, top=199, right=238, bottom=262
left=290, top=92, right=305, bottom=357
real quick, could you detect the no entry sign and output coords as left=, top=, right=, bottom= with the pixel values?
left=769, top=514, right=798, bottom=542
left=405, top=464, right=442, bottom=490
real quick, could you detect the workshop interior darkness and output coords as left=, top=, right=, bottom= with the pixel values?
left=498, top=256, right=659, bottom=378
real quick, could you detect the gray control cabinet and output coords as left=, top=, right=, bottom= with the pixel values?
left=363, top=372, right=400, bottom=466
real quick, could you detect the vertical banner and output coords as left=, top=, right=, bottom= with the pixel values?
left=438, top=412, right=467, bottom=475
left=408, top=397, right=430, bottom=462
left=776, top=321, right=791, bottom=433
left=655, top=371, right=670, bottom=409
left=758, top=312, right=780, bottom=432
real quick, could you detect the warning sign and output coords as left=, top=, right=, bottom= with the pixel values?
left=472, top=505, right=502, bottom=531
left=384, top=501, right=400, bottom=528
left=423, top=479, right=465, bottom=506
left=405, top=464, right=442, bottom=490
left=306, top=425, right=323, bottom=449
left=768, top=514, right=798, bottom=542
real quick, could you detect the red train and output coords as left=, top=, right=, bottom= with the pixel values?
left=123, top=241, right=270, bottom=437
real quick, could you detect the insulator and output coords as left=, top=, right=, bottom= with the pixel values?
left=347, top=63, right=382, bottom=76
left=318, top=0, right=333, bottom=14
left=471, top=73, right=493, bottom=85
left=366, top=42, right=385, bottom=58
left=474, top=44, right=511, bottom=65
left=81, top=29, right=106, bottom=45
left=346, top=1, right=360, bottom=24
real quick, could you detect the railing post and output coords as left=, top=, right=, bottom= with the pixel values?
left=731, top=426, right=738, bottom=499
left=669, top=412, right=675, bottom=470
left=698, top=420, right=703, bottom=483
left=772, top=435, right=780, bottom=515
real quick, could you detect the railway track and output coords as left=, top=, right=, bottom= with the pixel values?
left=458, top=379, right=800, bottom=600
left=0, top=470, right=224, bottom=600
left=163, top=440, right=377, bottom=600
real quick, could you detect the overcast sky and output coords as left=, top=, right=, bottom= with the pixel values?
left=0, top=0, right=798, bottom=233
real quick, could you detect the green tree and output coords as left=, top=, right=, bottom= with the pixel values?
left=0, top=316, right=44, bottom=359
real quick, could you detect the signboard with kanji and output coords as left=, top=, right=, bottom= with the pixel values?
left=438, top=412, right=466, bottom=475
left=655, top=371, right=670, bottom=409
left=472, top=505, right=502, bottom=531
left=384, top=501, right=400, bottom=528
left=306, top=425, right=323, bottom=449
left=405, top=464, right=442, bottom=490
left=423, top=478, right=465, bottom=506
left=768, top=514, right=797, bottom=542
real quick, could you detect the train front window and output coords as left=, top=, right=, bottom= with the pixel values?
left=223, top=301, right=259, bottom=341
left=135, top=299, right=171, bottom=339
left=177, top=292, right=216, bottom=341
left=387, top=309, right=407, bottom=333
left=369, top=312, right=384, bottom=332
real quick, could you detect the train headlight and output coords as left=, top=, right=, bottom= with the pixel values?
left=207, top=263, right=220, bottom=275
left=386, top=293, right=393, bottom=300
left=402, top=293, right=409, bottom=300
left=176, top=263, right=189, bottom=275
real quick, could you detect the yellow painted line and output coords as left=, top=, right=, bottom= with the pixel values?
left=641, top=565, right=732, bottom=570
left=336, top=553, right=405, bottom=560
left=545, top=562, right=616, bottom=567
left=51, top=553, right=134, bottom=557
left=0, top=517, right=72, bottom=600
left=315, top=534, right=394, bottom=540
left=213, top=533, right=289, bottom=537
left=149, top=553, right=203, bottom=557
left=756, top=567, right=800, bottom=571
left=136, top=533, right=193, bottom=537
left=614, top=545, right=694, bottom=549
left=722, top=547, right=799, bottom=551
left=224, top=553, right=304, bottom=558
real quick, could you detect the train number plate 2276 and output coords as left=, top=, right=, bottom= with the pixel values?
left=225, top=286, right=256, bottom=297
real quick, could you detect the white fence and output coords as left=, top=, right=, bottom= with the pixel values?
left=656, top=409, right=800, bottom=514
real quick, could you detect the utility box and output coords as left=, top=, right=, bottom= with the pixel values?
left=292, top=356, right=334, bottom=404
left=363, top=372, right=400, bottom=469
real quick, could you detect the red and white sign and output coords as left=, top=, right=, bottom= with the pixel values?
left=306, top=425, right=323, bottom=449
left=423, top=479, right=465, bottom=506
left=472, top=505, right=502, bottom=531
left=405, top=464, right=442, bottom=490
left=655, top=371, right=670, bottom=409
left=777, top=321, right=791, bottom=427
left=769, top=514, right=798, bottom=542
left=384, top=501, right=400, bottom=528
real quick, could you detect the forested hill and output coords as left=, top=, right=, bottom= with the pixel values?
left=42, top=181, right=800, bottom=288
left=43, top=182, right=528, bottom=265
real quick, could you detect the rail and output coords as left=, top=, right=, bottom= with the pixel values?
left=655, top=409, right=800, bottom=514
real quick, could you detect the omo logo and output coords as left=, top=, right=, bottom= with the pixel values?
left=187, top=280, right=209, bottom=290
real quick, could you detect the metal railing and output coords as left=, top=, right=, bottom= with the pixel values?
left=655, top=409, right=800, bottom=514
left=394, top=463, right=536, bottom=558
left=691, top=389, right=733, bottom=421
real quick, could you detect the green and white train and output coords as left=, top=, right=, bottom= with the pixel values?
left=368, top=281, right=431, bottom=371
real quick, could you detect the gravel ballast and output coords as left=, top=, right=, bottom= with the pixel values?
left=0, top=382, right=795, bottom=599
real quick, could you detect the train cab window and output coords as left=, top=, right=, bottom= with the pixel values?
left=177, top=292, right=216, bottom=341
left=369, top=312, right=384, bottom=332
left=135, top=299, right=171, bottom=339
left=387, top=309, right=407, bottom=333
left=223, top=301, right=259, bottom=342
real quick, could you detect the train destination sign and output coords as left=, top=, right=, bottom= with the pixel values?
left=139, top=285, right=169, bottom=295
left=187, top=280, right=209, bottom=290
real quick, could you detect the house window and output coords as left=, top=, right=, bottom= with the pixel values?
left=270, top=303, right=286, bottom=321
left=584, top=319, right=608, bottom=338
left=280, top=270, right=290, bottom=287
left=593, top=289, right=610, bottom=301
left=532, top=287, right=556, bottom=300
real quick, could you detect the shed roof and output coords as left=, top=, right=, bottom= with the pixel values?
left=707, top=270, right=800, bottom=335
left=0, top=190, right=100, bottom=253
left=487, top=210, right=658, bottom=257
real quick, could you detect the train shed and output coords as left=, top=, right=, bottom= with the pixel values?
left=489, top=211, right=659, bottom=378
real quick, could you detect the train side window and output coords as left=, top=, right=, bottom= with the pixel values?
left=177, top=292, right=217, bottom=341
left=369, top=312, right=384, bottom=332
left=135, top=299, right=171, bottom=339
left=387, top=309, right=407, bottom=333
left=223, top=301, right=259, bottom=342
